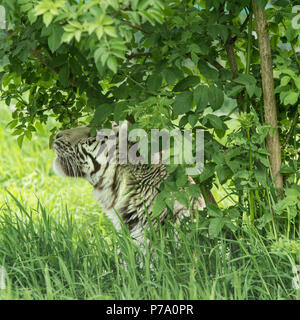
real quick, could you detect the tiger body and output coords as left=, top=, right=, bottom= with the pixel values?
left=53, top=126, right=202, bottom=242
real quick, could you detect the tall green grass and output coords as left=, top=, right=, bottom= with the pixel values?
left=0, top=106, right=299, bottom=300
left=0, top=195, right=299, bottom=300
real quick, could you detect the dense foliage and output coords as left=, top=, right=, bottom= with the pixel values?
left=0, top=0, right=299, bottom=238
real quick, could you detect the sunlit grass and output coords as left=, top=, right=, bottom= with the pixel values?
left=0, top=105, right=101, bottom=227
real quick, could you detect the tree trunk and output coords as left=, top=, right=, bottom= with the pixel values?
left=252, top=1, right=283, bottom=191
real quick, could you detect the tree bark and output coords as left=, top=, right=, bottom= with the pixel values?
left=252, top=1, right=283, bottom=190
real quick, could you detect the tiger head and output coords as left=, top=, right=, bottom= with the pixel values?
left=53, top=126, right=101, bottom=183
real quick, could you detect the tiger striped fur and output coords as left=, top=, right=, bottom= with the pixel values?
left=53, top=125, right=205, bottom=242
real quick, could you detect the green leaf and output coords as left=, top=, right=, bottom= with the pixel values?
left=112, top=49, right=125, bottom=60
left=227, top=208, right=240, bottom=219
left=128, top=11, right=140, bottom=25
left=207, top=204, right=223, bottom=217
left=163, top=68, right=177, bottom=85
left=102, top=16, right=114, bottom=26
left=209, top=218, right=225, bottom=238
left=286, top=24, right=298, bottom=42
left=94, top=46, right=105, bottom=65
left=107, top=0, right=119, bottom=10
left=293, top=77, right=300, bottom=90
left=104, top=26, right=117, bottom=37
left=113, top=101, right=127, bottom=122
left=17, top=135, right=24, bottom=148
left=234, top=73, right=256, bottom=86
left=28, top=9, right=38, bottom=24
left=172, top=91, right=193, bottom=117
left=107, top=56, right=118, bottom=73
left=164, top=181, right=178, bottom=192
left=152, top=198, right=166, bottom=217
left=8, top=119, right=18, bottom=129
left=199, top=163, right=215, bottom=183
left=280, top=75, right=291, bottom=86
left=187, top=184, right=201, bottom=198
left=208, top=86, right=224, bottom=110
left=91, top=103, right=114, bottom=127
left=256, top=154, right=270, bottom=167
left=219, top=69, right=233, bottom=81
left=217, top=25, right=228, bottom=42
left=138, top=0, right=149, bottom=10
left=188, top=114, right=198, bottom=127
left=198, top=60, right=219, bottom=80
left=101, top=51, right=110, bottom=66
left=179, top=115, right=188, bottom=127
left=96, top=26, right=104, bottom=39
left=43, top=12, right=53, bottom=27
left=165, top=197, right=175, bottom=212
left=48, top=25, right=64, bottom=53
left=246, top=84, right=256, bottom=98
left=175, top=192, right=189, bottom=208
left=227, top=85, right=243, bottom=98
left=163, top=67, right=183, bottom=85
left=61, top=32, right=74, bottom=43
left=208, top=24, right=228, bottom=42
left=189, top=43, right=202, bottom=54
left=110, top=38, right=127, bottom=51
left=20, top=3, right=33, bottom=13
left=216, top=165, right=232, bottom=184
left=205, top=114, right=226, bottom=130
left=146, top=73, right=162, bottom=92
left=285, top=187, right=300, bottom=200
left=176, top=169, right=188, bottom=187
left=194, top=85, right=209, bottom=112
left=49, top=54, right=68, bottom=68
left=74, top=30, right=82, bottom=42
left=59, top=64, right=70, bottom=87
left=143, top=9, right=164, bottom=25
left=25, top=130, right=32, bottom=140
left=173, top=76, right=199, bottom=92
left=280, top=165, right=295, bottom=174
left=152, top=192, right=167, bottom=218
left=283, top=91, right=299, bottom=105
left=34, top=0, right=51, bottom=16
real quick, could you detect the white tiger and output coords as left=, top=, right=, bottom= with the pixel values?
left=53, top=126, right=205, bottom=242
